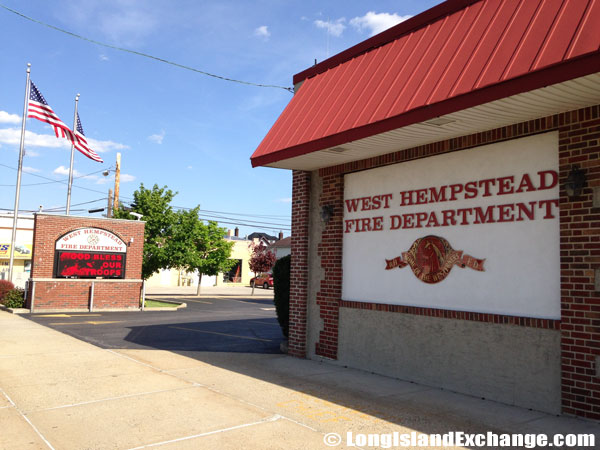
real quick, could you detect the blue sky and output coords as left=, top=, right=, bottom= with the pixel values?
left=0, top=0, right=440, bottom=237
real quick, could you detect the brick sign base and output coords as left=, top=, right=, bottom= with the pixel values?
left=27, top=214, right=145, bottom=311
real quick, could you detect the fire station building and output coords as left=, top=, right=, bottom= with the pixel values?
left=252, top=0, right=600, bottom=419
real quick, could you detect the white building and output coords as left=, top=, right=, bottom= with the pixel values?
left=0, top=213, right=34, bottom=288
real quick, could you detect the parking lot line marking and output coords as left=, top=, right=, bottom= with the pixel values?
left=34, top=314, right=71, bottom=317
left=168, top=326, right=274, bottom=342
left=34, top=314, right=103, bottom=318
left=68, top=314, right=103, bottom=317
left=49, top=320, right=123, bottom=325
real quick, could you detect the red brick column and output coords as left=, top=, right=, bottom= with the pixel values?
left=558, top=106, right=600, bottom=420
left=315, top=173, right=344, bottom=359
left=288, top=170, right=311, bottom=357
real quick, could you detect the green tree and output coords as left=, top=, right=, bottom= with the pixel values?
left=113, top=184, right=177, bottom=280
left=172, top=208, right=236, bottom=295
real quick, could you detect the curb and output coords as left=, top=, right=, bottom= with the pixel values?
left=144, top=299, right=187, bottom=311
left=0, top=304, right=29, bottom=314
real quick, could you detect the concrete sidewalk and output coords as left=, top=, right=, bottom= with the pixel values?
left=1, top=311, right=598, bottom=450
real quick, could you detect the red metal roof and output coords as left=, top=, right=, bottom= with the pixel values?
left=251, top=0, right=600, bottom=168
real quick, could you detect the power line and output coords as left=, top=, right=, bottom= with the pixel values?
left=185, top=207, right=289, bottom=219
left=1, top=162, right=290, bottom=228
left=42, top=198, right=106, bottom=212
left=0, top=162, right=115, bottom=195
left=0, top=167, right=109, bottom=187
left=197, top=212, right=289, bottom=228
left=170, top=205, right=290, bottom=226
left=120, top=201, right=290, bottom=226
left=119, top=201, right=290, bottom=230
left=169, top=205, right=290, bottom=222
left=202, top=219, right=290, bottom=232
left=1, top=207, right=86, bottom=213
left=0, top=3, right=294, bottom=93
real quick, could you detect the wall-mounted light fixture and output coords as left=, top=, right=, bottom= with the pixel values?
left=320, top=205, right=334, bottom=223
left=565, top=165, right=586, bottom=199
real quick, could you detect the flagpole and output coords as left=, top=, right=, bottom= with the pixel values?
left=66, top=93, right=80, bottom=215
left=8, top=63, right=31, bottom=284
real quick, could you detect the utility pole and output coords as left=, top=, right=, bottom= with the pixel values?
left=107, top=188, right=113, bottom=218
left=113, top=152, right=121, bottom=212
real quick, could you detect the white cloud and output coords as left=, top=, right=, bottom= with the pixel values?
left=96, top=175, right=112, bottom=185
left=99, top=54, right=109, bottom=61
left=254, top=25, right=270, bottom=39
left=0, top=111, right=20, bottom=124
left=96, top=172, right=135, bottom=185
left=0, top=127, right=128, bottom=155
left=23, top=166, right=40, bottom=173
left=148, top=130, right=165, bottom=144
left=25, top=149, right=40, bottom=157
left=314, top=18, right=346, bottom=37
left=276, top=197, right=292, bottom=203
left=87, top=137, right=129, bottom=153
left=350, top=12, right=412, bottom=36
left=63, top=1, right=159, bottom=46
left=0, top=128, right=71, bottom=148
left=187, top=165, right=193, bottom=170
left=121, top=173, right=136, bottom=183
left=53, top=166, right=101, bottom=181
left=54, top=166, right=76, bottom=176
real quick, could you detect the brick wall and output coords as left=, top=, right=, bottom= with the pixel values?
left=28, top=214, right=145, bottom=310
left=289, top=171, right=310, bottom=357
left=314, top=173, right=343, bottom=359
left=30, top=281, right=142, bottom=310
left=291, top=105, right=599, bottom=419
left=558, top=107, right=600, bottom=420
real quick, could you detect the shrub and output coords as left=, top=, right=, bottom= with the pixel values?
left=272, top=254, right=290, bottom=338
left=0, top=280, right=14, bottom=301
left=3, top=288, right=24, bottom=309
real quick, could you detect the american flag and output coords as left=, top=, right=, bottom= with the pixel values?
left=73, top=113, right=103, bottom=163
left=27, top=81, right=74, bottom=140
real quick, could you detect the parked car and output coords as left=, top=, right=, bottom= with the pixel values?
left=250, top=273, right=273, bottom=289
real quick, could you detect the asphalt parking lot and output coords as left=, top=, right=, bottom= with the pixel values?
left=25, top=288, right=284, bottom=354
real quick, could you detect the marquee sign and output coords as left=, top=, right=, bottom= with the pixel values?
left=342, top=132, right=560, bottom=319
left=54, top=228, right=127, bottom=279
